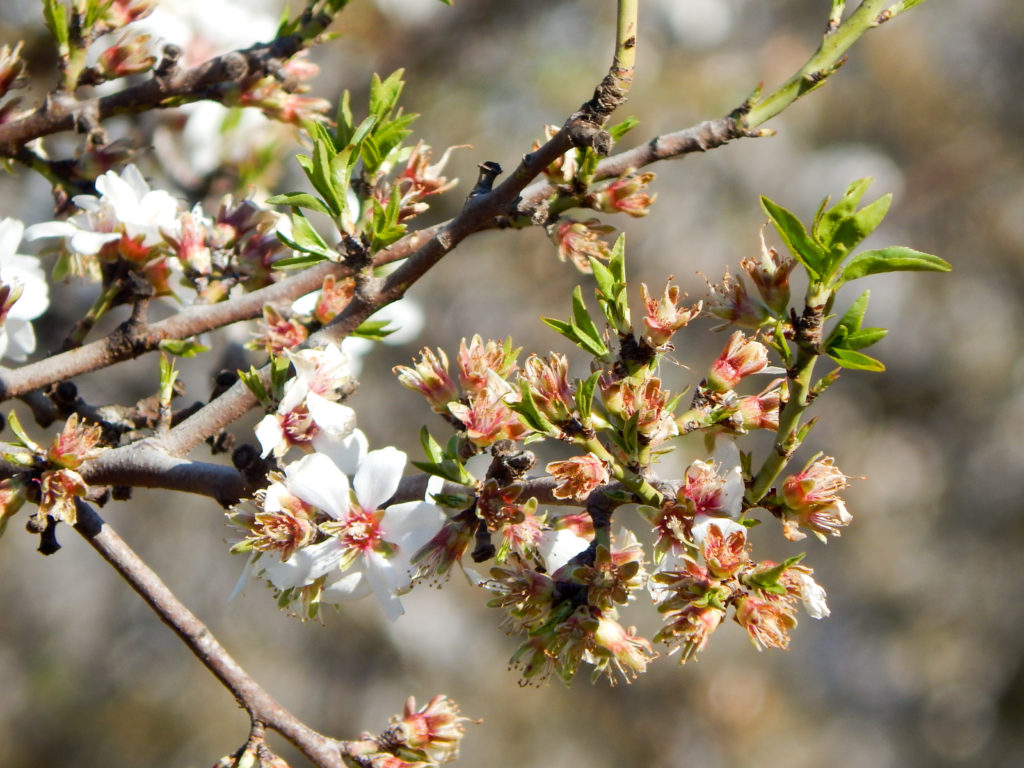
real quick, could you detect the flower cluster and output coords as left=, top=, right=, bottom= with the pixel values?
left=345, top=695, right=472, bottom=767
left=705, top=230, right=796, bottom=328
left=232, top=433, right=445, bottom=621
left=395, top=336, right=526, bottom=449
left=255, top=343, right=356, bottom=458
left=26, top=166, right=291, bottom=301
left=0, top=414, right=105, bottom=535
left=484, top=527, right=653, bottom=686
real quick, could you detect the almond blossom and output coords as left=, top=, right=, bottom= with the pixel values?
left=27, top=164, right=180, bottom=257
left=255, top=344, right=357, bottom=458
left=0, top=218, right=49, bottom=361
left=255, top=448, right=445, bottom=620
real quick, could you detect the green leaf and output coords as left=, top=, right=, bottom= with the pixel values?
left=265, top=192, right=331, bottom=215
left=310, top=134, right=346, bottom=216
left=335, top=90, right=355, bottom=147
left=361, top=113, right=418, bottom=175
left=813, top=177, right=872, bottom=247
left=592, top=234, right=630, bottom=332
left=351, top=319, right=396, bottom=341
left=574, top=371, right=601, bottom=424
left=761, top=196, right=826, bottom=278
left=420, top=426, right=445, bottom=463
left=273, top=253, right=329, bottom=269
left=745, top=553, right=806, bottom=594
left=607, top=116, right=639, bottom=142
left=411, top=429, right=476, bottom=486
left=370, top=195, right=407, bottom=251
left=843, top=327, right=887, bottom=350
left=348, top=114, right=377, bottom=151
left=829, top=193, right=891, bottom=261
left=369, top=69, right=405, bottom=120
left=569, top=285, right=610, bottom=357
left=542, top=316, right=577, bottom=344
left=158, top=353, right=178, bottom=403
left=277, top=211, right=334, bottom=258
left=508, top=380, right=559, bottom=436
left=159, top=338, right=210, bottom=357
left=42, top=0, right=69, bottom=48
left=840, top=247, right=952, bottom=282
left=825, top=289, right=870, bottom=348
left=238, top=366, right=270, bottom=406
left=827, top=348, right=885, bottom=372
left=590, top=257, right=615, bottom=299
left=6, top=410, right=42, bottom=453
left=621, top=412, right=641, bottom=458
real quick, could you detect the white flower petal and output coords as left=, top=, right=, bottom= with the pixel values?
left=538, top=528, right=591, bottom=573
left=353, top=447, right=406, bottom=510
left=381, top=500, right=446, bottom=548
left=314, top=428, right=368, bottom=476
left=306, top=392, right=357, bottom=437
left=797, top=572, right=831, bottom=619
left=691, top=514, right=747, bottom=547
left=320, top=567, right=371, bottom=603
left=254, top=414, right=285, bottom=458
left=277, top=376, right=307, bottom=414
left=283, top=453, right=351, bottom=519
left=69, top=229, right=121, bottom=256
left=713, top=439, right=744, bottom=518
left=24, top=220, right=77, bottom=241
left=4, top=319, right=36, bottom=361
left=364, top=550, right=406, bottom=621
left=0, top=218, right=24, bottom=256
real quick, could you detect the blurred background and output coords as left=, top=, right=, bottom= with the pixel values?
left=1, top=0, right=1022, bottom=766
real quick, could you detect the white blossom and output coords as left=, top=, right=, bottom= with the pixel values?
left=0, top=218, right=49, bottom=361
left=258, top=448, right=445, bottom=620
left=26, top=164, right=180, bottom=256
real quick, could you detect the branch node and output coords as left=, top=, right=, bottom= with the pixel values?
left=154, top=44, right=182, bottom=78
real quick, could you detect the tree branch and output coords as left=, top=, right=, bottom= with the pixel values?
left=73, top=499, right=348, bottom=768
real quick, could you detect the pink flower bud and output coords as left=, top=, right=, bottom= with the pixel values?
left=707, top=331, right=769, bottom=392
left=456, top=335, right=519, bottom=394
left=641, top=281, right=702, bottom=348
left=548, top=218, right=615, bottom=272
left=704, top=269, right=770, bottom=329
left=734, top=593, right=797, bottom=650
left=0, top=42, right=26, bottom=98
left=736, top=378, right=784, bottom=431
left=47, top=414, right=103, bottom=470
left=393, top=347, right=459, bottom=414
left=97, top=34, right=156, bottom=79
left=521, top=352, right=574, bottom=424
left=741, top=227, right=796, bottom=315
left=592, top=172, right=657, bottom=217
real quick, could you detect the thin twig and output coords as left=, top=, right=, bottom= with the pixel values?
left=73, top=499, right=348, bottom=768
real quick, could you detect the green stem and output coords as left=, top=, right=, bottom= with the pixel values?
left=581, top=435, right=663, bottom=507
left=613, top=0, right=639, bottom=72
left=744, top=0, right=889, bottom=129
left=68, top=280, right=120, bottom=347
left=747, top=349, right=818, bottom=504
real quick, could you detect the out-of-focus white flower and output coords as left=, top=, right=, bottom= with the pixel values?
left=258, top=448, right=446, bottom=620
left=0, top=218, right=49, bottom=361
left=135, top=0, right=279, bottom=65
left=792, top=569, right=831, bottom=619
left=291, top=292, right=426, bottom=378
left=26, top=164, right=180, bottom=256
left=537, top=527, right=591, bottom=573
